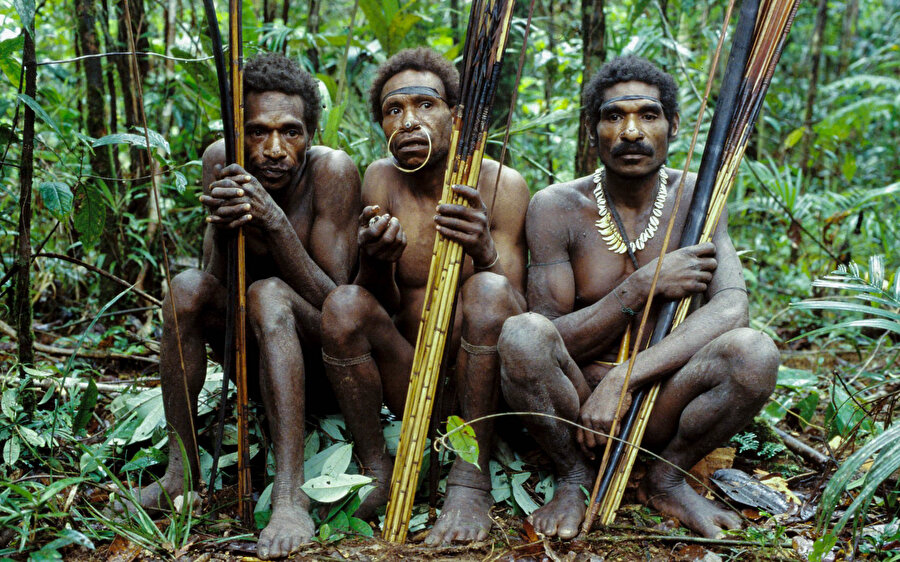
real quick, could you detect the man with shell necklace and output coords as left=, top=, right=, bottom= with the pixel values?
left=319, top=47, right=529, bottom=544
left=118, top=53, right=361, bottom=559
left=498, top=56, right=779, bottom=539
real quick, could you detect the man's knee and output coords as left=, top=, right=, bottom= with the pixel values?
left=498, top=313, right=558, bottom=384
left=247, top=277, right=295, bottom=333
left=461, top=272, right=519, bottom=331
left=164, top=269, right=217, bottom=320
left=717, top=328, right=779, bottom=401
left=321, top=285, right=379, bottom=343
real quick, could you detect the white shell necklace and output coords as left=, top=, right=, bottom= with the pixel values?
left=592, top=166, right=668, bottom=255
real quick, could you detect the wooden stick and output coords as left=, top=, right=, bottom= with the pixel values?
left=228, top=0, right=252, bottom=525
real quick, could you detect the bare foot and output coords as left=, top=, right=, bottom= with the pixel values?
left=530, top=473, right=592, bottom=540
left=638, top=466, right=742, bottom=538
left=110, top=471, right=185, bottom=516
left=354, top=454, right=393, bottom=520
left=425, top=485, right=493, bottom=545
left=257, top=504, right=315, bottom=559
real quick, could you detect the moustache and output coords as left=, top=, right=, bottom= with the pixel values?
left=611, top=142, right=653, bottom=157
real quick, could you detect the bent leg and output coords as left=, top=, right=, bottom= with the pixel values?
left=247, top=277, right=320, bottom=558
left=320, top=285, right=414, bottom=519
left=639, top=328, right=779, bottom=538
left=117, top=269, right=224, bottom=514
left=498, top=312, right=594, bottom=540
left=428, top=272, right=524, bottom=544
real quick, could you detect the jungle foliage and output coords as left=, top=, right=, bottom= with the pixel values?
left=0, top=0, right=898, bottom=559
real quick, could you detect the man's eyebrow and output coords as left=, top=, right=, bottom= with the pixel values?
left=381, top=86, right=446, bottom=106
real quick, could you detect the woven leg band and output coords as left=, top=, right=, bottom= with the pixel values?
left=460, top=337, right=497, bottom=356
left=321, top=350, right=373, bottom=367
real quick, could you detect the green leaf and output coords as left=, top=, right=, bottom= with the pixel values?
left=510, top=472, right=539, bottom=515
left=37, top=477, right=83, bottom=505
left=13, top=0, right=35, bottom=34
left=330, top=511, right=350, bottom=532
left=795, top=391, right=819, bottom=429
left=41, top=529, right=94, bottom=552
left=173, top=171, right=187, bottom=193
left=74, top=186, right=106, bottom=247
left=810, top=534, right=837, bottom=562
left=348, top=516, right=373, bottom=537
left=28, top=549, right=62, bottom=562
left=17, top=425, right=43, bottom=448
left=17, top=94, right=61, bottom=137
left=72, top=377, right=98, bottom=435
left=2, top=437, right=20, bottom=466
left=92, top=130, right=170, bottom=155
left=321, top=443, right=353, bottom=477
left=38, top=182, right=74, bottom=221
left=301, top=473, right=371, bottom=503
left=0, top=36, right=24, bottom=61
left=783, top=127, right=804, bottom=149
left=1, top=389, right=19, bottom=421
left=445, top=415, right=480, bottom=469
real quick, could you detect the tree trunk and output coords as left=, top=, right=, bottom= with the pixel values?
left=306, top=0, right=321, bottom=70
left=281, top=0, right=290, bottom=25
left=799, top=0, right=828, bottom=178
left=450, top=0, right=460, bottom=46
left=75, top=0, right=113, bottom=182
left=544, top=1, right=556, bottom=185
left=15, top=28, right=36, bottom=368
left=836, top=0, right=858, bottom=76
left=575, top=0, right=605, bottom=178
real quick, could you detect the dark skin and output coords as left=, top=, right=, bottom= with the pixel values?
left=320, top=69, right=529, bottom=544
left=498, top=81, right=779, bottom=539
left=117, top=91, right=360, bottom=559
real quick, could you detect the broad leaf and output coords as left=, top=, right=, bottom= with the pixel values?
left=72, top=377, right=98, bottom=435
left=38, top=182, right=74, bottom=221
left=320, top=443, right=353, bottom=478
left=92, top=130, right=170, bottom=155
left=446, top=415, right=480, bottom=469
left=301, top=473, right=371, bottom=504
left=17, top=93, right=62, bottom=137
left=73, top=187, right=106, bottom=248
left=13, top=0, right=35, bottom=34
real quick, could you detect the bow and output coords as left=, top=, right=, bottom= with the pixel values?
left=202, top=0, right=252, bottom=524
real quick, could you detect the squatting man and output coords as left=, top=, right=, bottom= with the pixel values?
left=498, top=55, right=779, bottom=540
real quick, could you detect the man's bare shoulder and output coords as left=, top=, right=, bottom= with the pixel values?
left=306, top=145, right=356, bottom=178
left=665, top=167, right=697, bottom=204
left=529, top=175, right=595, bottom=218
left=361, top=158, right=397, bottom=197
left=479, top=159, right=529, bottom=197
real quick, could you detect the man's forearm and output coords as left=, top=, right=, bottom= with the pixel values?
left=264, top=216, right=337, bottom=309
left=552, top=273, right=649, bottom=363
left=355, top=255, right=401, bottom=313
left=621, top=296, right=747, bottom=390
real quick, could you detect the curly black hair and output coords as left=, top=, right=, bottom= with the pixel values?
left=367, top=47, right=460, bottom=123
left=582, top=55, right=679, bottom=135
left=243, top=52, right=322, bottom=133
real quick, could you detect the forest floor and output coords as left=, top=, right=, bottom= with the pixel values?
left=1, top=339, right=894, bottom=562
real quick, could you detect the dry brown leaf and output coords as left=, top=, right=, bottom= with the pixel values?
left=688, top=447, right=735, bottom=494
left=106, top=535, right=141, bottom=562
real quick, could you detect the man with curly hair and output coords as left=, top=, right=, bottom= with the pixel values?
left=122, top=53, right=360, bottom=559
left=319, top=47, right=530, bottom=544
left=498, top=55, right=779, bottom=539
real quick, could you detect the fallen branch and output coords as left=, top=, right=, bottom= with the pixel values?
left=33, top=252, right=162, bottom=307
left=0, top=319, right=158, bottom=363
left=774, top=426, right=830, bottom=467
left=0, top=374, right=159, bottom=394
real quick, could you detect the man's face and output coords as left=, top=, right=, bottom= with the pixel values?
left=380, top=70, right=453, bottom=171
left=594, top=81, right=679, bottom=178
left=244, top=91, right=309, bottom=191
